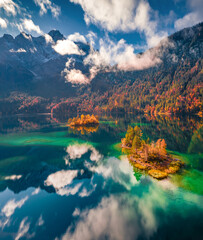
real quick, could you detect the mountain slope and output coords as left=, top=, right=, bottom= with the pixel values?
left=0, top=30, right=90, bottom=97
left=53, top=22, right=203, bottom=116
left=0, top=23, right=202, bottom=116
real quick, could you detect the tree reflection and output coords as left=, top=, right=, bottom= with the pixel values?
left=68, top=125, right=99, bottom=135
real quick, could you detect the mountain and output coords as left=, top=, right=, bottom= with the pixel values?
left=0, top=23, right=202, bottom=117
left=0, top=30, right=90, bottom=97
left=48, top=30, right=65, bottom=42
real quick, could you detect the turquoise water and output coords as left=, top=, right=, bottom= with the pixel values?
left=0, top=114, right=202, bottom=240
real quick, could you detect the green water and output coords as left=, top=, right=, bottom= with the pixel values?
left=0, top=114, right=202, bottom=240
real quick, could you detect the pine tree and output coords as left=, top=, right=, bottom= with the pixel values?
left=132, top=126, right=142, bottom=150
left=125, top=126, right=135, bottom=147
left=132, top=135, right=142, bottom=150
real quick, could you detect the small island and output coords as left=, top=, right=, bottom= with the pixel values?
left=67, top=114, right=99, bottom=127
left=121, top=126, right=184, bottom=179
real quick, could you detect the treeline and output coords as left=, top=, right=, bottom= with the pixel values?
left=67, top=114, right=99, bottom=126
left=52, top=58, right=203, bottom=117
left=2, top=56, right=203, bottom=118
left=90, top=59, right=203, bottom=116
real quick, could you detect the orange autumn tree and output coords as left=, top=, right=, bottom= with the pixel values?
left=122, top=126, right=183, bottom=179
left=122, top=126, right=168, bottom=162
left=68, top=114, right=99, bottom=127
left=142, top=139, right=167, bottom=161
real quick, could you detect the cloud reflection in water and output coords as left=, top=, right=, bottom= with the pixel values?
left=65, top=143, right=103, bottom=165
left=60, top=186, right=165, bottom=240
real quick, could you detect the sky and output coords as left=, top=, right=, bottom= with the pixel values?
left=0, top=0, right=202, bottom=84
left=0, top=0, right=203, bottom=51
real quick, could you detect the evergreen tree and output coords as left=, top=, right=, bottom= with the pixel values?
left=132, top=126, right=142, bottom=150
left=125, top=126, right=135, bottom=147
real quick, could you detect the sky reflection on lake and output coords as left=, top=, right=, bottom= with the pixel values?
left=0, top=115, right=202, bottom=240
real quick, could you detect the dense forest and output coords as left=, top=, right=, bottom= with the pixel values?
left=52, top=58, right=203, bottom=117
left=0, top=23, right=202, bottom=117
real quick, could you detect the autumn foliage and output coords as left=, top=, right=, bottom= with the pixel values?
left=67, top=114, right=99, bottom=127
left=121, top=126, right=183, bottom=179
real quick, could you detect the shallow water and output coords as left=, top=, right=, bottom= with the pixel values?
left=0, top=114, right=202, bottom=240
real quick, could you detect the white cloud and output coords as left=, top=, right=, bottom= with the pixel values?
left=0, top=17, right=7, bottom=28
left=65, top=58, right=75, bottom=69
left=53, top=39, right=84, bottom=55
left=15, top=217, right=30, bottom=240
left=68, top=32, right=87, bottom=44
left=59, top=179, right=174, bottom=240
left=66, top=144, right=91, bottom=159
left=20, top=32, right=32, bottom=40
left=61, top=196, right=134, bottom=240
left=79, top=183, right=97, bottom=197
left=70, top=0, right=138, bottom=32
left=0, top=1, right=44, bottom=34
left=65, top=144, right=102, bottom=161
left=60, top=193, right=158, bottom=240
left=0, top=195, right=29, bottom=229
left=0, top=196, right=28, bottom=229
left=32, top=187, right=40, bottom=195
left=61, top=57, right=99, bottom=85
left=175, top=12, right=202, bottom=30
left=70, top=0, right=167, bottom=48
left=62, top=31, right=166, bottom=84
left=175, top=12, right=203, bottom=30
left=44, top=169, right=88, bottom=197
left=57, top=182, right=83, bottom=196
left=34, top=0, right=61, bottom=18
left=86, top=31, right=97, bottom=47
left=62, top=34, right=162, bottom=85
left=4, top=174, right=22, bottom=180
left=17, top=19, right=43, bottom=34
left=132, top=1, right=168, bottom=47
left=175, top=0, right=203, bottom=30
left=45, top=170, right=78, bottom=189
left=88, top=156, right=138, bottom=191
left=44, top=33, right=54, bottom=44
left=62, top=58, right=97, bottom=85
left=72, top=208, right=81, bottom=217
left=2, top=196, right=28, bottom=218
left=62, top=68, right=91, bottom=85
left=84, top=37, right=161, bottom=71
left=36, top=215, right=44, bottom=226
left=0, top=0, right=20, bottom=16
left=44, top=168, right=97, bottom=198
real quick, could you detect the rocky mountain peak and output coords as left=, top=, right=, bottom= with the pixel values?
left=2, top=34, right=14, bottom=42
left=48, top=30, right=65, bottom=42
left=15, top=32, right=32, bottom=42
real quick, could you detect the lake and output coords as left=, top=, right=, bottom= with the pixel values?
left=0, top=114, right=202, bottom=240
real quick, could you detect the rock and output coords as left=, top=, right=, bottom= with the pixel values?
left=148, top=169, right=168, bottom=179
left=134, top=163, right=148, bottom=170
left=165, top=165, right=180, bottom=174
